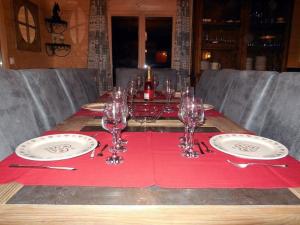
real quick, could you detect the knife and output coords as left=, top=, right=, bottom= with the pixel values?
left=195, top=140, right=205, bottom=154
left=9, top=164, right=77, bottom=171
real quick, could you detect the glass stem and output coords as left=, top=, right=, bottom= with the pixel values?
left=187, top=126, right=195, bottom=151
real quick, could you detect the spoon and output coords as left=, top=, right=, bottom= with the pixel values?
left=226, top=160, right=288, bottom=168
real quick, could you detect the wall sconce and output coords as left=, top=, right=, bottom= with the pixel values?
left=45, top=18, right=67, bottom=34
left=45, top=3, right=71, bottom=57
left=45, top=43, right=71, bottom=57
left=45, top=3, right=67, bottom=34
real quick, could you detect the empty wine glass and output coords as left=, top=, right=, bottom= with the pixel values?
left=102, top=102, right=128, bottom=165
left=179, top=96, right=205, bottom=158
left=127, top=80, right=137, bottom=115
left=163, top=79, right=175, bottom=113
left=153, top=76, right=160, bottom=97
left=178, top=86, right=194, bottom=148
left=112, top=86, right=126, bottom=100
left=136, top=75, right=144, bottom=95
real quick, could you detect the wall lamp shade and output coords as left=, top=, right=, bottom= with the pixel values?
left=45, top=18, right=68, bottom=34
left=45, top=43, right=71, bottom=57
left=45, top=3, right=67, bottom=34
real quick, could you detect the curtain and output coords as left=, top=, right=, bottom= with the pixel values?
left=174, top=0, right=192, bottom=82
left=87, top=0, right=112, bottom=94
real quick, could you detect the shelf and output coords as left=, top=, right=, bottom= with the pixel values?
left=250, top=22, right=286, bottom=31
left=202, top=21, right=241, bottom=29
left=202, top=43, right=238, bottom=51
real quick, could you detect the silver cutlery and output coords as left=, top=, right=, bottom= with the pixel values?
left=97, top=144, right=108, bottom=157
left=195, top=140, right=205, bottom=154
left=90, top=133, right=101, bottom=158
left=201, top=141, right=213, bottom=153
left=226, top=160, right=288, bottom=168
left=9, top=164, right=77, bottom=171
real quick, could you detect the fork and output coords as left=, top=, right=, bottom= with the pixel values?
left=226, top=160, right=288, bottom=168
left=90, top=133, right=101, bottom=158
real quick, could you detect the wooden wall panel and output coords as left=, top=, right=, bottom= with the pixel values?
left=0, top=0, right=90, bottom=69
left=287, top=0, right=300, bottom=68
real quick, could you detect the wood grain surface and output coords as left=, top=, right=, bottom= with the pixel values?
left=1, top=205, right=300, bottom=225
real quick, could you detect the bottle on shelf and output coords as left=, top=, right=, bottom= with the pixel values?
left=144, top=66, right=154, bottom=101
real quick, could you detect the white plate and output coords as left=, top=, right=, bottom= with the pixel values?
left=209, top=134, right=288, bottom=160
left=204, top=104, right=214, bottom=111
left=82, top=103, right=105, bottom=112
left=16, top=134, right=98, bottom=161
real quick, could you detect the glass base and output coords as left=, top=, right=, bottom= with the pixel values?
left=106, top=154, right=123, bottom=165
left=182, top=150, right=199, bottom=158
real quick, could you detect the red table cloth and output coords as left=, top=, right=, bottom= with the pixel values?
left=1, top=131, right=300, bottom=188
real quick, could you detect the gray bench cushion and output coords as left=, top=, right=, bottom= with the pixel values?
left=74, top=68, right=98, bottom=102
left=0, top=69, right=42, bottom=160
left=19, top=69, right=74, bottom=131
left=221, top=70, right=278, bottom=133
left=115, top=68, right=146, bottom=88
left=204, top=69, right=238, bottom=111
left=152, top=68, right=177, bottom=91
left=55, top=68, right=97, bottom=111
left=260, top=72, right=300, bottom=160
left=195, top=69, right=219, bottom=102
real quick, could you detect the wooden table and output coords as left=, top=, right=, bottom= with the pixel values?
left=1, top=114, right=300, bottom=225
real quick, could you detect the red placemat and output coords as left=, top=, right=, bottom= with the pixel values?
left=151, top=132, right=300, bottom=188
left=0, top=131, right=155, bottom=187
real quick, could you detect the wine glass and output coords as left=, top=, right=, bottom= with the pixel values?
left=127, top=80, right=137, bottom=116
left=179, top=96, right=205, bottom=158
left=153, top=76, right=160, bottom=97
left=135, top=75, right=144, bottom=95
left=111, top=86, right=127, bottom=104
left=102, top=102, right=127, bottom=165
left=163, top=79, right=175, bottom=113
left=178, top=86, right=195, bottom=148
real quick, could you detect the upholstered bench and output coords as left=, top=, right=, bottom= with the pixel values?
left=196, top=69, right=300, bottom=160
left=0, top=68, right=98, bottom=160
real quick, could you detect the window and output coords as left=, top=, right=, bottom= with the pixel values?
left=145, top=17, right=172, bottom=68
left=13, top=0, right=41, bottom=51
left=111, top=16, right=139, bottom=68
left=110, top=15, right=173, bottom=70
left=17, top=5, right=36, bottom=43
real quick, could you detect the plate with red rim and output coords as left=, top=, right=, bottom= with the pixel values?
left=209, top=133, right=288, bottom=160
left=81, top=103, right=106, bottom=112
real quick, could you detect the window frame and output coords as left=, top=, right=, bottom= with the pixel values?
left=108, top=12, right=176, bottom=69
left=13, top=0, right=41, bottom=52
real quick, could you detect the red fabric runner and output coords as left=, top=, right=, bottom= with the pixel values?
left=1, top=131, right=300, bottom=188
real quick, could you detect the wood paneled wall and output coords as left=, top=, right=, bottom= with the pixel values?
left=287, top=0, right=300, bottom=68
left=0, top=0, right=90, bottom=69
